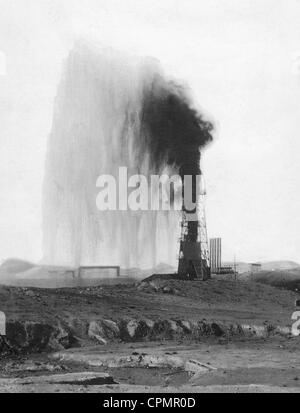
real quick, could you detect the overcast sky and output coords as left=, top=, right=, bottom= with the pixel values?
left=0, top=0, right=300, bottom=264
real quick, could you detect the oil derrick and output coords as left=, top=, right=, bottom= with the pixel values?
left=178, top=174, right=210, bottom=280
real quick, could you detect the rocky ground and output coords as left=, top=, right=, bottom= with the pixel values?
left=0, top=277, right=299, bottom=392
left=0, top=338, right=300, bottom=393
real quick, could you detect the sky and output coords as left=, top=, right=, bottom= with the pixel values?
left=0, top=0, right=300, bottom=264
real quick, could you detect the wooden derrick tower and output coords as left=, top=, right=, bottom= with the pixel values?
left=177, top=174, right=210, bottom=280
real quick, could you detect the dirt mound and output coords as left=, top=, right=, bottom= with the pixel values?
left=139, top=276, right=297, bottom=309
left=143, top=274, right=178, bottom=283
left=251, top=269, right=300, bottom=292
left=0, top=259, right=35, bottom=276
left=261, top=261, right=300, bottom=271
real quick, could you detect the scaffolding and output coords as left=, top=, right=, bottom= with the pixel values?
left=177, top=175, right=210, bottom=280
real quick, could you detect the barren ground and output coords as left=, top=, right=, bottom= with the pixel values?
left=0, top=277, right=299, bottom=393
left=1, top=278, right=298, bottom=324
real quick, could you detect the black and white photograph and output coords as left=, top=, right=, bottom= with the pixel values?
left=0, top=0, right=300, bottom=396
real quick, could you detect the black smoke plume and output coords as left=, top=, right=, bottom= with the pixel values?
left=141, top=75, right=213, bottom=176
left=141, top=74, right=213, bottom=217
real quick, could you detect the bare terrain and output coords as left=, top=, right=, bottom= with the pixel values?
left=0, top=274, right=299, bottom=393
left=0, top=338, right=300, bottom=393
left=0, top=277, right=297, bottom=325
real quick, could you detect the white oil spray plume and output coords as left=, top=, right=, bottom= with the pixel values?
left=43, top=42, right=213, bottom=270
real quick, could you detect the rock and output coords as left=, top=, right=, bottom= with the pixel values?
left=150, top=320, right=183, bottom=340
left=49, top=324, right=72, bottom=350
left=144, top=319, right=155, bottom=329
left=118, top=319, right=154, bottom=342
left=3, top=321, right=74, bottom=353
left=66, top=319, right=88, bottom=339
left=228, top=324, right=245, bottom=337
left=102, top=319, right=120, bottom=338
left=168, top=320, right=182, bottom=334
left=88, top=321, right=108, bottom=345
left=137, top=282, right=157, bottom=293
left=24, top=290, right=36, bottom=298
left=180, top=321, right=192, bottom=334
left=211, top=323, right=225, bottom=337
left=87, top=320, right=120, bottom=344
left=137, top=282, right=147, bottom=291
left=136, top=320, right=153, bottom=340
left=126, top=320, right=139, bottom=339
left=197, top=320, right=212, bottom=336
